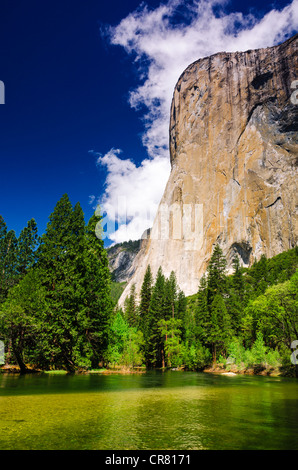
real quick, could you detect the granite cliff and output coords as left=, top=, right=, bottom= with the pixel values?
left=119, top=34, right=298, bottom=305
left=107, top=240, right=141, bottom=283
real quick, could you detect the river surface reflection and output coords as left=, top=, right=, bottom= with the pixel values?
left=0, top=370, right=297, bottom=450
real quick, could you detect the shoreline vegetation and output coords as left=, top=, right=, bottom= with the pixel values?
left=5, top=358, right=293, bottom=377
left=1, top=362, right=296, bottom=378
left=0, top=194, right=297, bottom=378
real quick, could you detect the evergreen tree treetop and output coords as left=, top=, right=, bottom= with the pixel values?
left=17, top=218, right=39, bottom=276
left=206, top=244, right=227, bottom=305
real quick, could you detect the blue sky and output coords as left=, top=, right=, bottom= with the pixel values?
left=0, top=0, right=297, bottom=246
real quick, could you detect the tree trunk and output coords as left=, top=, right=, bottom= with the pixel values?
left=13, top=347, right=27, bottom=374
left=161, top=349, right=165, bottom=369
left=212, top=343, right=216, bottom=365
left=5, top=339, right=12, bottom=365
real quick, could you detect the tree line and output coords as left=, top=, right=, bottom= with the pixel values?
left=119, top=244, right=298, bottom=373
left=0, top=193, right=297, bottom=375
left=0, top=194, right=112, bottom=373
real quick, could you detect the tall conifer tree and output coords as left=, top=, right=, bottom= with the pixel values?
left=0, top=216, right=8, bottom=302
left=36, top=195, right=112, bottom=371
left=17, top=219, right=39, bottom=277
left=146, top=267, right=166, bottom=367
left=83, top=211, right=113, bottom=368
left=206, top=244, right=227, bottom=306
left=139, top=265, right=153, bottom=335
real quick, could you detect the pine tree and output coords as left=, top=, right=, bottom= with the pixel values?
left=226, top=255, right=246, bottom=334
left=17, top=219, right=39, bottom=277
left=81, top=211, right=113, bottom=368
left=251, top=254, right=268, bottom=297
left=197, top=248, right=232, bottom=362
left=206, top=244, right=227, bottom=306
left=35, top=195, right=113, bottom=371
left=0, top=196, right=113, bottom=372
left=139, top=264, right=153, bottom=339
left=0, top=215, right=7, bottom=263
left=37, top=194, right=75, bottom=273
left=146, top=267, right=166, bottom=367
left=195, top=275, right=209, bottom=344
left=0, top=269, right=47, bottom=373
left=2, top=230, right=18, bottom=297
left=231, top=255, right=244, bottom=293
left=36, top=194, right=82, bottom=371
left=209, top=294, right=233, bottom=363
left=0, top=216, right=8, bottom=302
left=158, top=317, right=182, bottom=368
left=176, top=289, right=187, bottom=341
left=0, top=216, right=39, bottom=303
left=124, top=284, right=138, bottom=328
left=164, top=271, right=178, bottom=320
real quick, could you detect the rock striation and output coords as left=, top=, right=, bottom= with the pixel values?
left=119, top=34, right=298, bottom=305
left=107, top=240, right=141, bottom=283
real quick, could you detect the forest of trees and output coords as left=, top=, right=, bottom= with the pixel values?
left=0, top=194, right=112, bottom=373
left=120, top=244, right=298, bottom=374
left=0, top=193, right=297, bottom=375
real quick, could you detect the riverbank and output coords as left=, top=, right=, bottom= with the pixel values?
left=1, top=369, right=298, bottom=450
left=0, top=365, right=146, bottom=375
left=1, top=363, right=296, bottom=377
left=203, top=363, right=296, bottom=378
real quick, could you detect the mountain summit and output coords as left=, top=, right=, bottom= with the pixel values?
left=119, top=34, right=298, bottom=305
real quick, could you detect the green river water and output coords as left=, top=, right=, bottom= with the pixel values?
left=0, top=370, right=298, bottom=450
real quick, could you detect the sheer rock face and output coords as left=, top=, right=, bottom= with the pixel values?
left=108, top=246, right=138, bottom=283
left=119, top=34, right=298, bottom=305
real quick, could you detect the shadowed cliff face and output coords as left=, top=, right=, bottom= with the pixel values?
left=119, top=34, right=298, bottom=305
left=107, top=240, right=142, bottom=283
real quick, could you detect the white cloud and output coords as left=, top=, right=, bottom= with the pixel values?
left=97, top=0, right=298, bottom=242
left=94, top=148, right=170, bottom=243
left=88, top=195, right=96, bottom=206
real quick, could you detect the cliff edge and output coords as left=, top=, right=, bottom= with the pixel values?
left=119, top=34, right=298, bottom=305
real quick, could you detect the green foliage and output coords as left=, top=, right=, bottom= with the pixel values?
left=182, top=341, right=212, bottom=370
left=192, top=246, right=234, bottom=363
left=0, top=226, right=18, bottom=302
left=1, top=199, right=297, bottom=377
left=0, top=195, right=113, bottom=372
left=245, top=332, right=268, bottom=366
left=122, top=266, right=188, bottom=369
left=107, top=239, right=141, bottom=254
left=106, top=311, right=130, bottom=366
left=121, top=329, right=144, bottom=368
left=0, top=269, right=47, bottom=372
left=0, top=216, right=39, bottom=304
left=206, top=244, right=227, bottom=305
left=81, top=210, right=113, bottom=367
left=185, top=245, right=298, bottom=373
left=110, top=282, right=126, bottom=305
left=124, top=284, right=138, bottom=328
left=139, top=265, right=153, bottom=340
left=245, top=271, right=298, bottom=350
left=227, top=338, right=246, bottom=365
left=227, top=333, right=282, bottom=369
left=209, top=294, right=233, bottom=362
left=146, top=267, right=166, bottom=367
left=106, top=311, right=144, bottom=368
left=17, top=219, right=39, bottom=277
left=158, top=317, right=183, bottom=368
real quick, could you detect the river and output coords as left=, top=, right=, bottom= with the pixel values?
left=0, top=370, right=297, bottom=450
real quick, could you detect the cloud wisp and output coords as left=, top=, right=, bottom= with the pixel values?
left=92, top=148, right=170, bottom=243
left=96, top=0, right=298, bottom=243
